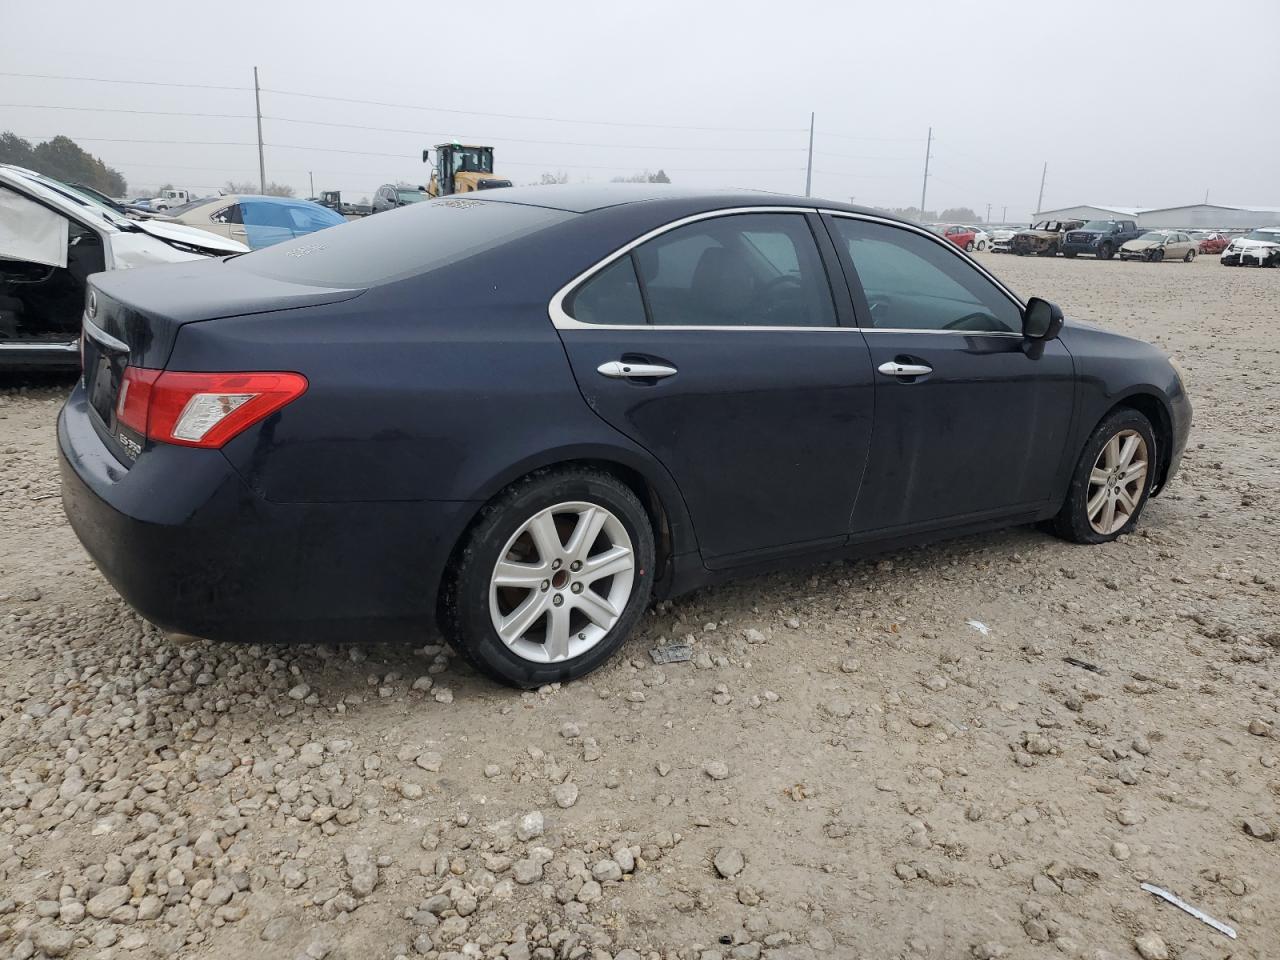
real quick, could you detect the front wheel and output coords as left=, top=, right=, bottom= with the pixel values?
left=1051, top=409, right=1156, bottom=544
left=441, top=469, right=655, bottom=687
left=1098, top=242, right=1115, bottom=260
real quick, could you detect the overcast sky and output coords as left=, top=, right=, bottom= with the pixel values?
left=3, top=0, right=1276, bottom=219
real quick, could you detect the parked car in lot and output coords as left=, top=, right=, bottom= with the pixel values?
left=1011, top=220, right=1084, bottom=256
left=162, top=195, right=346, bottom=250
left=1061, top=219, right=1142, bottom=260
left=58, top=186, right=1192, bottom=687
left=937, top=224, right=979, bottom=251
left=371, top=184, right=429, bottom=214
left=1220, top=228, right=1280, bottom=266
left=0, top=164, right=247, bottom=370
left=964, top=227, right=991, bottom=252
left=988, top=226, right=1017, bottom=253
left=1193, top=231, right=1231, bottom=255
left=1119, top=231, right=1198, bottom=262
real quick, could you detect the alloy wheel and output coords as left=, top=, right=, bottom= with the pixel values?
left=488, top=501, right=635, bottom=663
left=1087, top=430, right=1149, bottom=535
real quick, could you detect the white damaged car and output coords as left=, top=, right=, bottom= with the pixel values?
left=0, top=164, right=247, bottom=369
left=1220, top=227, right=1280, bottom=267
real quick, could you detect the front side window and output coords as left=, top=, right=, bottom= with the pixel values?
left=566, top=213, right=837, bottom=328
left=831, top=218, right=1021, bottom=333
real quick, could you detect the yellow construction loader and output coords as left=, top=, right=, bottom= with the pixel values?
left=422, top=143, right=513, bottom=197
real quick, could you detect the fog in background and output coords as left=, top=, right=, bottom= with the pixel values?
left=2, top=0, right=1276, bottom=219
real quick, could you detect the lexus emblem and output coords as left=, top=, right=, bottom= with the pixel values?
left=87, top=290, right=98, bottom=319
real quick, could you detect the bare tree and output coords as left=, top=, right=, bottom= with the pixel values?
left=539, top=171, right=569, bottom=185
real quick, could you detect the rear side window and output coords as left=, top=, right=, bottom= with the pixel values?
left=566, top=212, right=837, bottom=328
left=233, top=198, right=573, bottom=287
left=567, top=256, right=646, bottom=325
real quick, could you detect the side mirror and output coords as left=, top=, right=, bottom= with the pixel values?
left=422, top=150, right=431, bottom=163
left=1023, top=297, right=1064, bottom=341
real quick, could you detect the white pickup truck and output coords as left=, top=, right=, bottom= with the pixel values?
left=149, top=188, right=192, bottom=211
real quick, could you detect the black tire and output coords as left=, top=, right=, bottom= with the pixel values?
left=1098, top=242, right=1114, bottom=260
left=1037, top=243, right=1058, bottom=257
left=1051, top=408, right=1157, bottom=545
left=441, top=468, right=656, bottom=687
left=1062, top=250, right=1077, bottom=259
left=1183, top=249, right=1195, bottom=263
left=1149, top=249, right=1164, bottom=262
left=965, top=241, right=975, bottom=252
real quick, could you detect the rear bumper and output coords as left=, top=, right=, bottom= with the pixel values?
left=58, top=384, right=476, bottom=644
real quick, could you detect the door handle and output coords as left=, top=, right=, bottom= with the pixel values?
left=877, top=361, right=933, bottom=378
left=597, top=360, right=678, bottom=379
left=231, top=229, right=247, bottom=236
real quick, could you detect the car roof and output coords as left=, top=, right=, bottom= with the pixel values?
left=467, top=183, right=891, bottom=219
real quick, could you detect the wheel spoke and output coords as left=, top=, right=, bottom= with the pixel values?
left=1087, top=487, right=1108, bottom=519
left=1121, top=461, right=1148, bottom=485
left=1089, top=467, right=1110, bottom=486
left=1100, top=495, right=1117, bottom=534
left=580, top=544, right=633, bottom=584
left=497, top=592, right=547, bottom=644
left=493, top=559, right=549, bottom=589
left=544, top=602, right=572, bottom=661
left=1118, top=434, right=1141, bottom=469
left=563, top=506, right=608, bottom=563
left=573, top=587, right=619, bottom=629
left=1103, top=435, right=1121, bottom=469
left=525, top=511, right=564, bottom=562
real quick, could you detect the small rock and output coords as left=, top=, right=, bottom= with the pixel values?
left=1134, top=932, right=1169, bottom=960
left=288, top=683, right=311, bottom=700
left=1110, top=841, right=1130, bottom=861
left=516, top=810, right=544, bottom=841
left=703, top=760, right=730, bottom=781
left=592, top=859, right=623, bottom=883
left=261, top=917, right=291, bottom=941
left=1242, top=817, right=1275, bottom=841
left=713, top=847, right=745, bottom=878
left=87, top=886, right=131, bottom=919
left=34, top=928, right=74, bottom=958
left=553, top=782, right=579, bottom=809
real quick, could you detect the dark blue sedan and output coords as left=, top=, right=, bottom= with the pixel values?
left=59, top=186, right=1191, bottom=687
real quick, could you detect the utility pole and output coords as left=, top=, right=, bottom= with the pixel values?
left=1035, top=161, right=1047, bottom=217
left=309, top=171, right=314, bottom=198
left=1002, top=205, right=1007, bottom=222
left=985, top=202, right=991, bottom=224
left=918, top=126, right=932, bottom=221
left=804, top=112, right=814, bottom=198
left=254, top=66, right=266, bottom=194
left=1204, top=187, right=1209, bottom=204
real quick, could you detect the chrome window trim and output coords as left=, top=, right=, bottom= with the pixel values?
left=548, top=206, right=857, bottom=333
left=547, top=205, right=1030, bottom=336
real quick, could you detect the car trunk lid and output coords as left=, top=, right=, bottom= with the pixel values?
left=82, top=257, right=364, bottom=465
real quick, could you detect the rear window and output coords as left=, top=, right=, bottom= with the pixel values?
left=230, top=198, right=573, bottom=287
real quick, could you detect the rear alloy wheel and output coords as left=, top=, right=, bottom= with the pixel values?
left=1052, top=409, right=1156, bottom=544
left=965, top=240, right=975, bottom=252
left=442, top=469, right=655, bottom=687
left=1184, top=249, right=1196, bottom=262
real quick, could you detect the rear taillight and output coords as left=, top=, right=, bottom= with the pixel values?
left=116, top=369, right=308, bottom=448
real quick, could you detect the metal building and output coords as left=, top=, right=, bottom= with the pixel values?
left=1034, top=202, right=1280, bottom=229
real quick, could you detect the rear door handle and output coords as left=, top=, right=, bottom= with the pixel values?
left=597, top=360, right=678, bottom=379
left=877, top=361, right=933, bottom=378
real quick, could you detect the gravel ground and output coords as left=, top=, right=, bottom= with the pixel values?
left=1, top=254, right=1277, bottom=960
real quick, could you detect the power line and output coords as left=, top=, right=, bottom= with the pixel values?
left=0, top=103, right=252, bottom=119
left=11, top=134, right=258, bottom=147
left=261, top=86, right=805, bottom=134
left=0, top=71, right=250, bottom=92
left=820, top=130, right=923, bottom=143
left=262, top=115, right=805, bottom=152
left=814, top=150, right=913, bottom=162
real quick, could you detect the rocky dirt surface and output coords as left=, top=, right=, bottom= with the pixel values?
left=1, top=254, right=1278, bottom=960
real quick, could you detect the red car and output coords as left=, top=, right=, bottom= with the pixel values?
left=1196, top=232, right=1230, bottom=255
left=932, top=224, right=978, bottom=251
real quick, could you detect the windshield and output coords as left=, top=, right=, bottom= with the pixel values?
left=16, top=169, right=133, bottom=229
left=164, top=198, right=214, bottom=216
left=450, top=148, right=494, bottom=175
left=1137, top=232, right=1170, bottom=241
left=1244, top=230, right=1280, bottom=243
left=396, top=189, right=427, bottom=203
left=1081, top=220, right=1117, bottom=231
